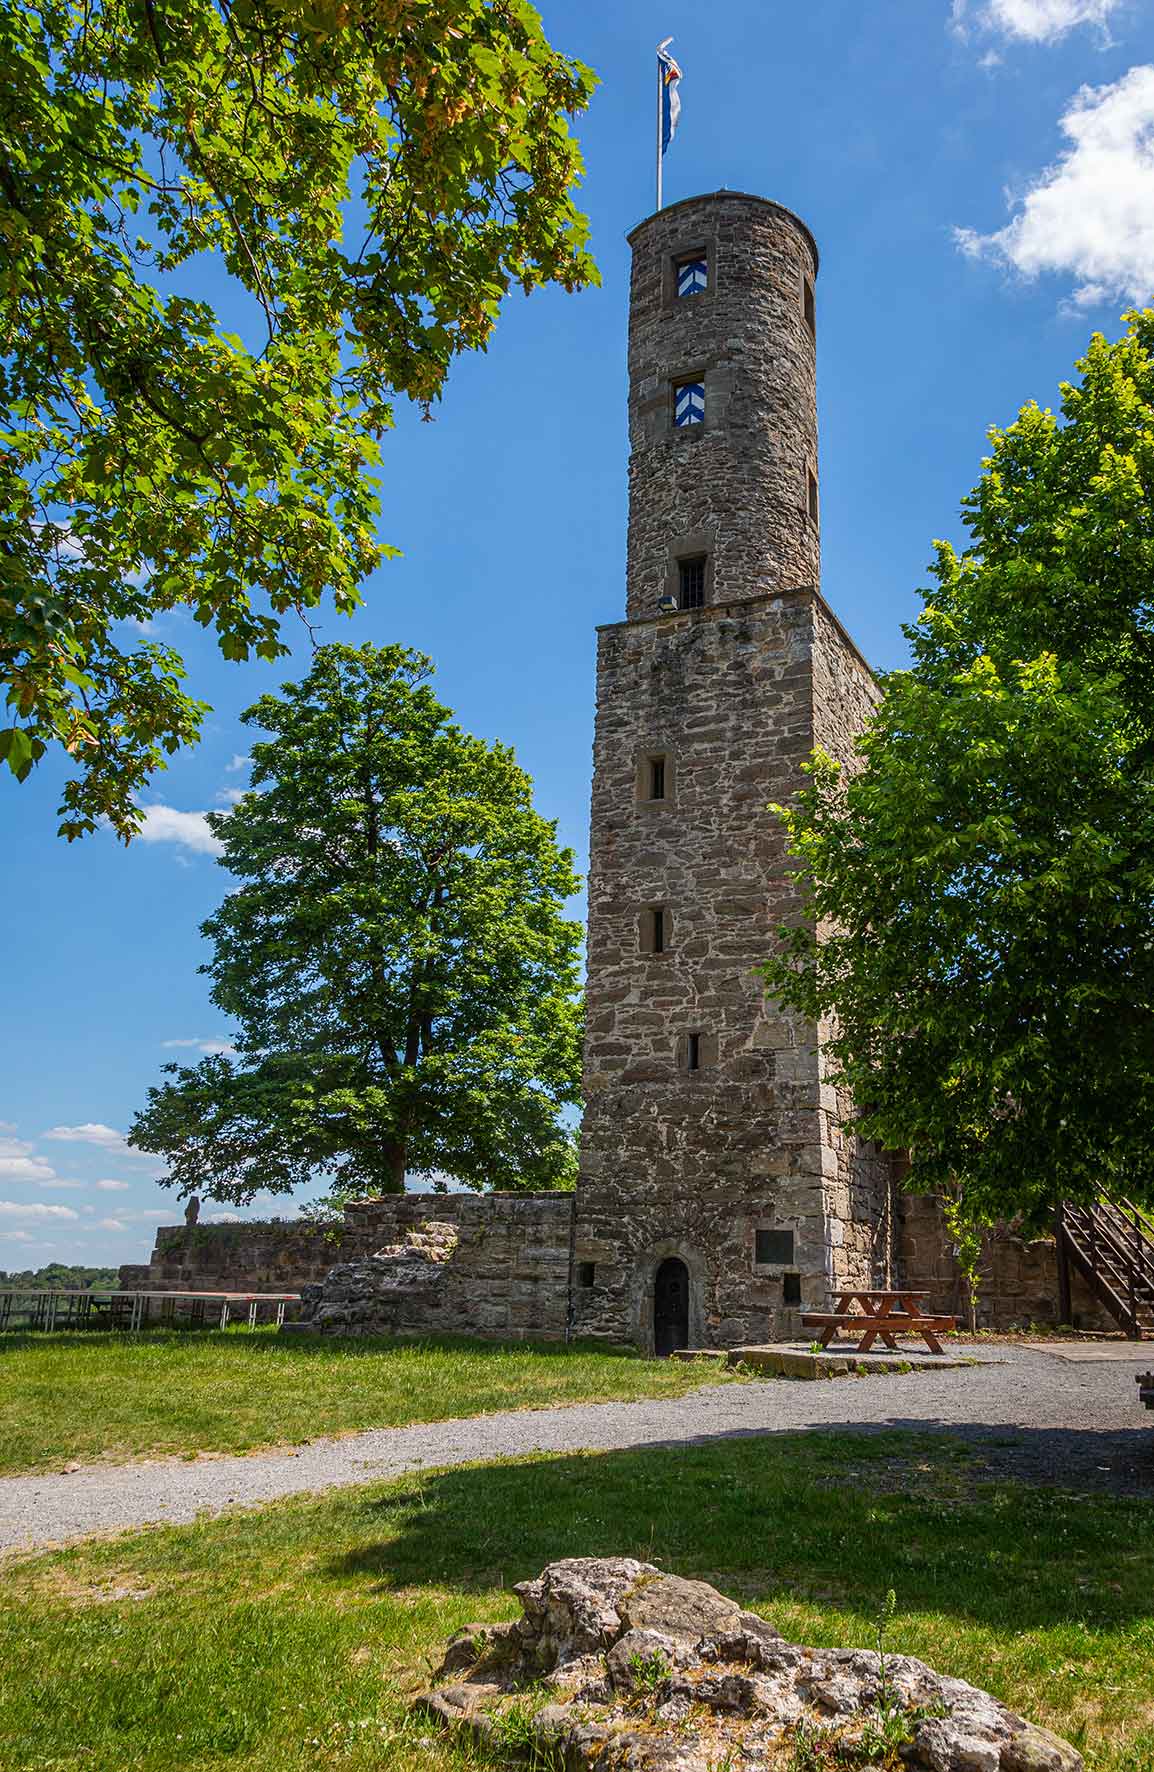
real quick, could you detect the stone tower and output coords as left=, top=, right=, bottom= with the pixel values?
left=571, top=192, right=896, bottom=1353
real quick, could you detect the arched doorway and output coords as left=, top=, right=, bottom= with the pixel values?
left=654, top=1257, right=690, bottom=1356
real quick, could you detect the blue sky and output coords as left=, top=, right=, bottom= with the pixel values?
left=4, top=0, right=1154, bottom=1273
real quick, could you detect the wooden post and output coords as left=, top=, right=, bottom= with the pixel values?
left=1055, top=1202, right=1072, bottom=1326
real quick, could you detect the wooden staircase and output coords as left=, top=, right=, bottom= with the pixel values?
left=1057, top=1198, right=1154, bottom=1339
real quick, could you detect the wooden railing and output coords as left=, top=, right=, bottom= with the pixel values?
left=1057, top=1198, right=1154, bottom=1339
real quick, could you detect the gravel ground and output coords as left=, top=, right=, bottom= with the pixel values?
left=2, top=1343, right=1151, bottom=1555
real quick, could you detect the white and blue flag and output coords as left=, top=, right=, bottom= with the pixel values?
left=658, top=42, right=682, bottom=156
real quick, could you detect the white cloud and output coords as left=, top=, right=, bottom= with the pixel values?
left=226, top=754, right=251, bottom=773
left=135, top=805, right=223, bottom=857
left=0, top=1201, right=79, bottom=1221
left=162, top=1037, right=237, bottom=1056
left=216, top=787, right=248, bottom=807
left=97, top=1217, right=128, bottom=1232
left=953, top=0, right=1125, bottom=41
left=204, top=1211, right=245, bottom=1224
left=95, top=1178, right=132, bottom=1191
left=0, top=1229, right=34, bottom=1243
left=0, top=1153, right=58, bottom=1181
left=44, top=1122, right=128, bottom=1151
left=956, top=66, right=1154, bottom=306
left=37, top=1178, right=86, bottom=1190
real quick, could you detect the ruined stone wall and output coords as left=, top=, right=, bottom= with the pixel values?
left=121, top=1218, right=359, bottom=1294
left=296, top=1197, right=574, bottom=1340
left=625, top=192, right=820, bottom=619
left=122, top=1194, right=575, bottom=1340
left=898, top=1193, right=1114, bottom=1332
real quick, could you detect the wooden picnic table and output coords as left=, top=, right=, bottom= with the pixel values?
left=801, top=1288, right=956, bottom=1355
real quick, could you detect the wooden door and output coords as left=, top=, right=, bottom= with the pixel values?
left=654, top=1257, right=690, bottom=1356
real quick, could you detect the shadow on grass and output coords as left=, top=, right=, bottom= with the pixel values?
left=323, top=1428, right=1154, bottom=1633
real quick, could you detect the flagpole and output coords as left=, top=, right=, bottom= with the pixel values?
left=656, top=38, right=673, bottom=211
left=655, top=47, right=663, bottom=211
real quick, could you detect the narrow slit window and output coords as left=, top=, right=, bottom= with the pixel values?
left=649, top=755, right=666, bottom=800
left=803, top=278, right=816, bottom=337
left=674, top=381, right=705, bottom=427
left=783, top=1272, right=802, bottom=1306
left=806, top=468, right=819, bottom=527
left=577, top=1261, right=596, bottom=1288
left=678, top=555, right=706, bottom=609
left=641, top=905, right=670, bottom=954
left=687, top=1031, right=701, bottom=1073
left=677, top=257, right=708, bottom=297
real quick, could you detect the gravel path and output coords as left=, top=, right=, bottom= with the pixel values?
left=3, top=1343, right=1151, bottom=1555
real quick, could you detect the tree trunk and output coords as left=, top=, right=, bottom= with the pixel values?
left=381, top=1137, right=406, bottom=1193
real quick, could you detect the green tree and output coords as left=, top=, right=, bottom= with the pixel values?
left=0, top=1263, right=120, bottom=1288
left=762, top=313, right=1154, bottom=1227
left=0, top=0, right=596, bottom=837
left=129, top=642, right=583, bottom=1200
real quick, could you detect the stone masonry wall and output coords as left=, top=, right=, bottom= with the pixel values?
left=809, top=597, right=898, bottom=1292
left=899, top=1194, right=1114, bottom=1332
left=625, top=193, right=820, bottom=619
left=122, top=1219, right=358, bottom=1294
left=123, top=1194, right=575, bottom=1341
left=574, top=587, right=847, bottom=1349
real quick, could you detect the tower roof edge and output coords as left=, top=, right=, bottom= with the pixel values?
left=626, top=191, right=819, bottom=273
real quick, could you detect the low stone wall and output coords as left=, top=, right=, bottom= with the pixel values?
left=120, top=1216, right=360, bottom=1294
left=898, top=1194, right=1113, bottom=1332
left=121, top=1193, right=576, bottom=1342
left=295, top=1197, right=575, bottom=1340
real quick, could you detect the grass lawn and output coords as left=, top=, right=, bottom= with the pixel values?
left=2, top=1431, right=1151, bottom=1772
left=0, top=1329, right=737, bottom=1474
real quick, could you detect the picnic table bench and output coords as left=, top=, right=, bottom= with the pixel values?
left=802, top=1288, right=957, bottom=1355
left=0, top=1288, right=300, bottom=1333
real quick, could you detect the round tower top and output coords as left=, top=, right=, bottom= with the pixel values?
left=627, top=190, right=819, bottom=276
left=622, top=187, right=822, bottom=617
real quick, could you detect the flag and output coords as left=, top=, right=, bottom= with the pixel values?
left=658, top=43, right=682, bottom=156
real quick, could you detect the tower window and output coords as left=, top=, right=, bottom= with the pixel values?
left=803, top=277, right=816, bottom=337
left=687, top=1031, right=701, bottom=1072
left=674, top=381, right=705, bottom=427
left=641, top=906, right=668, bottom=954
left=677, top=257, right=708, bottom=298
left=783, top=1271, right=803, bottom=1306
left=755, top=1228, right=795, bottom=1265
left=806, top=468, right=819, bottom=527
left=636, top=750, right=674, bottom=803
left=577, top=1261, right=596, bottom=1288
left=678, top=555, right=706, bottom=609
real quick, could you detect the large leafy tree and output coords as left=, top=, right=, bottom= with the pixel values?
left=129, top=642, right=583, bottom=1199
left=763, top=313, right=1154, bottom=1226
left=0, top=0, right=596, bottom=837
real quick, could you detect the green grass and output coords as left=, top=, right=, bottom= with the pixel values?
left=0, top=1329, right=738, bottom=1473
left=2, top=1431, right=1151, bottom=1771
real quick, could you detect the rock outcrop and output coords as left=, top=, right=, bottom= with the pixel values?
left=296, top=1221, right=460, bottom=1335
left=416, top=1557, right=1083, bottom=1771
